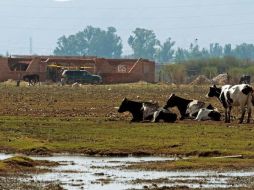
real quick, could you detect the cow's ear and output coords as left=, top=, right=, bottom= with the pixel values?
left=213, top=84, right=216, bottom=88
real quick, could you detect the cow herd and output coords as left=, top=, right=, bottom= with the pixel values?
left=118, top=83, right=254, bottom=124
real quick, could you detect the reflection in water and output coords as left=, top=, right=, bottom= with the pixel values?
left=0, top=154, right=253, bottom=190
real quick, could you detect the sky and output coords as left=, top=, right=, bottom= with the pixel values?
left=0, top=0, right=254, bottom=55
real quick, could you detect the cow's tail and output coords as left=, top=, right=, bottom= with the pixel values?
left=250, top=86, right=254, bottom=106
left=251, top=91, right=254, bottom=106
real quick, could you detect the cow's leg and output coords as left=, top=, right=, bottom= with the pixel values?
left=239, top=106, right=246, bottom=124
left=228, top=107, right=232, bottom=123
left=224, top=108, right=228, bottom=123
left=247, top=106, right=251, bottom=123
left=31, top=79, right=36, bottom=86
left=152, top=111, right=160, bottom=122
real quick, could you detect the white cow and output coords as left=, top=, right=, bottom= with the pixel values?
left=195, top=107, right=221, bottom=121
left=207, top=84, right=253, bottom=123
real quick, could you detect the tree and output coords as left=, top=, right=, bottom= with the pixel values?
left=224, top=44, right=232, bottom=56
left=233, top=43, right=254, bottom=60
left=163, top=64, right=186, bottom=84
left=188, top=42, right=203, bottom=59
left=209, top=43, right=223, bottom=57
left=175, top=47, right=189, bottom=62
left=128, top=28, right=159, bottom=60
left=54, top=26, right=123, bottom=58
left=156, top=37, right=175, bottom=63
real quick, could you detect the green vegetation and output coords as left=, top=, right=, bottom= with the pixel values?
left=54, top=26, right=122, bottom=58
left=1, top=116, right=254, bottom=157
left=0, top=156, right=57, bottom=173
left=53, top=25, right=254, bottom=63
left=127, top=157, right=254, bottom=171
left=161, top=57, right=254, bottom=83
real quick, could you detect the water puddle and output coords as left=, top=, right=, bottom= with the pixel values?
left=0, top=153, right=253, bottom=189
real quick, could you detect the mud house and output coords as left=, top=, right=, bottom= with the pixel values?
left=0, top=56, right=155, bottom=83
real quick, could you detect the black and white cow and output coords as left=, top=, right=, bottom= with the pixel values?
left=206, top=84, right=253, bottom=123
left=163, top=94, right=208, bottom=120
left=118, top=98, right=159, bottom=122
left=151, top=108, right=177, bottom=123
left=194, top=104, right=221, bottom=121
left=23, top=74, right=40, bottom=86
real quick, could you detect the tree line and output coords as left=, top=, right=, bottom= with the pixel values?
left=160, top=57, right=254, bottom=84
left=54, top=26, right=254, bottom=63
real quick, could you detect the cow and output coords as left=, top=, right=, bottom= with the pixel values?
left=118, top=98, right=159, bottom=122
left=23, top=74, right=40, bottom=86
left=194, top=104, right=221, bottom=121
left=239, top=75, right=251, bottom=84
left=163, top=94, right=208, bottom=120
left=206, top=84, right=253, bottom=123
left=151, top=108, right=177, bottom=123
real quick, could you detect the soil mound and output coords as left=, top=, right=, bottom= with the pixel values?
left=212, top=73, right=229, bottom=85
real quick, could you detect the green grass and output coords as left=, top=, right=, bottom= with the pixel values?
left=1, top=116, right=254, bottom=157
left=126, top=157, right=254, bottom=171
left=0, top=155, right=57, bottom=173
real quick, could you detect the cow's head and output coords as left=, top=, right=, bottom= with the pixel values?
left=118, top=98, right=129, bottom=113
left=206, top=85, right=221, bottom=98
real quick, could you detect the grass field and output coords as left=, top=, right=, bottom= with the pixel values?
left=1, top=82, right=254, bottom=169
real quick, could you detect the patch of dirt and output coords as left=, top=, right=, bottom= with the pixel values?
left=23, top=147, right=52, bottom=156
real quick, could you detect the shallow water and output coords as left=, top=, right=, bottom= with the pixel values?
left=1, top=153, right=254, bottom=190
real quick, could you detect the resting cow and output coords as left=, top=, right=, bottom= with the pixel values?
left=23, top=74, right=40, bottom=86
left=163, top=93, right=210, bottom=120
left=151, top=108, right=177, bottom=123
left=194, top=104, right=221, bottom=121
left=206, top=84, right=253, bottom=123
left=118, top=98, right=159, bottom=122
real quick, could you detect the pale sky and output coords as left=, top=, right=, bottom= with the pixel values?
left=0, top=0, right=254, bottom=55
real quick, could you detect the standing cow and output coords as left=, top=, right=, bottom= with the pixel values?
left=206, top=84, right=253, bottom=123
left=23, top=74, right=40, bottom=86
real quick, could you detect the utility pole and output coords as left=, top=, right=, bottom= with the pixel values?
left=29, top=37, right=33, bottom=55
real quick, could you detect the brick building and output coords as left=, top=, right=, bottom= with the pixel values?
left=0, top=56, right=155, bottom=83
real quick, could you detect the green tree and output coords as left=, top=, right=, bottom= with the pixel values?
left=156, top=37, right=175, bottom=63
left=224, top=44, right=232, bottom=56
left=233, top=43, right=254, bottom=60
left=175, top=48, right=189, bottom=62
left=54, top=26, right=122, bottom=58
left=163, top=64, right=186, bottom=84
left=209, top=43, right=223, bottom=57
left=188, top=42, right=203, bottom=59
left=128, top=28, right=159, bottom=60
